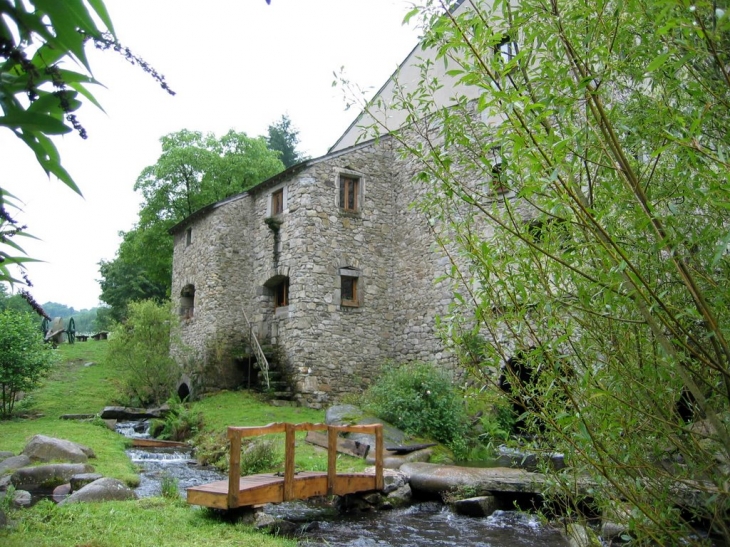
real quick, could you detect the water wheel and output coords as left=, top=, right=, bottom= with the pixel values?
left=66, top=317, right=76, bottom=344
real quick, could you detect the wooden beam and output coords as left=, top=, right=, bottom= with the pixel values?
left=228, top=429, right=241, bottom=509
left=284, top=423, right=295, bottom=501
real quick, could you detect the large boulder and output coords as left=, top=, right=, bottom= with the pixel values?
left=400, top=462, right=551, bottom=496
left=0, top=451, right=15, bottom=462
left=0, top=455, right=31, bottom=475
left=10, top=463, right=95, bottom=490
left=22, top=435, right=95, bottom=463
left=59, top=477, right=137, bottom=505
left=325, top=405, right=407, bottom=448
left=450, top=495, right=499, bottom=517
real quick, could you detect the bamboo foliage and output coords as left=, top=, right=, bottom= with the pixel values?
left=351, top=0, right=730, bottom=542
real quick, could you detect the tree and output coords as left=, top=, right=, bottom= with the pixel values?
left=98, top=255, right=167, bottom=323
left=363, top=0, right=730, bottom=543
left=0, top=0, right=173, bottom=285
left=266, top=114, right=307, bottom=168
left=0, top=309, right=56, bottom=417
left=99, top=129, right=284, bottom=318
left=105, top=300, right=180, bottom=406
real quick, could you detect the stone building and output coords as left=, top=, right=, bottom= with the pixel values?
left=169, top=1, right=498, bottom=407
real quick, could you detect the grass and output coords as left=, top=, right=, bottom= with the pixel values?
left=0, top=340, right=138, bottom=485
left=1, top=498, right=296, bottom=547
left=0, top=339, right=369, bottom=546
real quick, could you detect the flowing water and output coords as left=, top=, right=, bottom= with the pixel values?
left=116, top=420, right=224, bottom=498
left=294, top=503, right=569, bottom=546
left=116, top=422, right=568, bottom=545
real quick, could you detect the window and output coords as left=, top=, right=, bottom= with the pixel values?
left=274, top=278, right=289, bottom=308
left=491, top=163, right=507, bottom=194
left=180, top=284, right=195, bottom=319
left=495, top=35, right=516, bottom=63
left=339, top=176, right=359, bottom=212
left=271, top=188, right=284, bottom=216
left=341, top=275, right=359, bottom=307
left=185, top=228, right=192, bottom=247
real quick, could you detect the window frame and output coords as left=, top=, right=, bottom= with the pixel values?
left=185, top=227, right=192, bottom=247
left=180, top=284, right=195, bottom=320
left=274, top=278, right=289, bottom=308
left=339, top=175, right=359, bottom=212
left=271, top=188, right=284, bottom=216
left=340, top=276, right=359, bottom=307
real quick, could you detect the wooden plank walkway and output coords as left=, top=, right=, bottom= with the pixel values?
left=187, top=422, right=383, bottom=510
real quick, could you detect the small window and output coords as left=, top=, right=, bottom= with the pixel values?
left=495, top=35, right=516, bottom=63
left=341, top=276, right=359, bottom=307
left=339, top=176, right=359, bottom=212
left=185, top=228, right=192, bottom=247
left=274, top=278, right=289, bottom=308
left=180, top=284, right=195, bottom=320
left=271, top=188, right=284, bottom=216
left=491, top=163, right=507, bottom=194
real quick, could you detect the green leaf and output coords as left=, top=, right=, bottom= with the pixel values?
left=645, top=52, right=671, bottom=73
left=86, top=0, right=115, bottom=35
left=0, top=112, right=71, bottom=134
left=711, top=230, right=730, bottom=267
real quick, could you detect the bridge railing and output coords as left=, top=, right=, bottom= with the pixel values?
left=226, top=422, right=383, bottom=509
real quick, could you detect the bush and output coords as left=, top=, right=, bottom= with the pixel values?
left=106, top=300, right=180, bottom=406
left=240, top=439, right=281, bottom=475
left=362, top=361, right=470, bottom=458
left=0, top=310, right=57, bottom=418
left=150, top=397, right=203, bottom=442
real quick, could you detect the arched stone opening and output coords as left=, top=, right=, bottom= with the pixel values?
left=177, top=382, right=191, bottom=401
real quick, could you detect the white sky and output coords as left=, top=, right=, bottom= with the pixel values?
left=2, top=0, right=421, bottom=311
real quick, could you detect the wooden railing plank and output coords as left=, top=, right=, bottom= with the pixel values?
left=228, top=422, right=286, bottom=436
left=284, top=423, right=295, bottom=501
left=375, top=425, right=384, bottom=490
left=227, top=429, right=241, bottom=509
left=327, top=425, right=338, bottom=495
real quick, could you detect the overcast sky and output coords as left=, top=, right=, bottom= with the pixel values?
left=1, top=0, right=421, bottom=311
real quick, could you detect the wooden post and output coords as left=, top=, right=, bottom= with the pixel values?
left=375, top=424, right=384, bottom=491
left=327, top=425, right=338, bottom=495
left=227, top=428, right=241, bottom=509
left=284, top=423, right=295, bottom=501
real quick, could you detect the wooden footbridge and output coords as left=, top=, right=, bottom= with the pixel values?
left=187, top=422, right=384, bottom=509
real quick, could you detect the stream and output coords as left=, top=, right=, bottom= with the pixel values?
left=116, top=421, right=224, bottom=498
left=116, top=421, right=568, bottom=546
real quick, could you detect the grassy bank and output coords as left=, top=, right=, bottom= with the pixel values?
left=2, top=498, right=295, bottom=547
left=0, top=340, right=365, bottom=546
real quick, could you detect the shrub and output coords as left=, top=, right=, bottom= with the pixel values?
left=240, top=438, right=281, bottom=475
left=150, top=396, right=203, bottom=442
left=0, top=310, right=57, bottom=418
left=362, top=361, right=470, bottom=458
left=194, top=431, right=229, bottom=471
left=105, top=300, right=180, bottom=406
